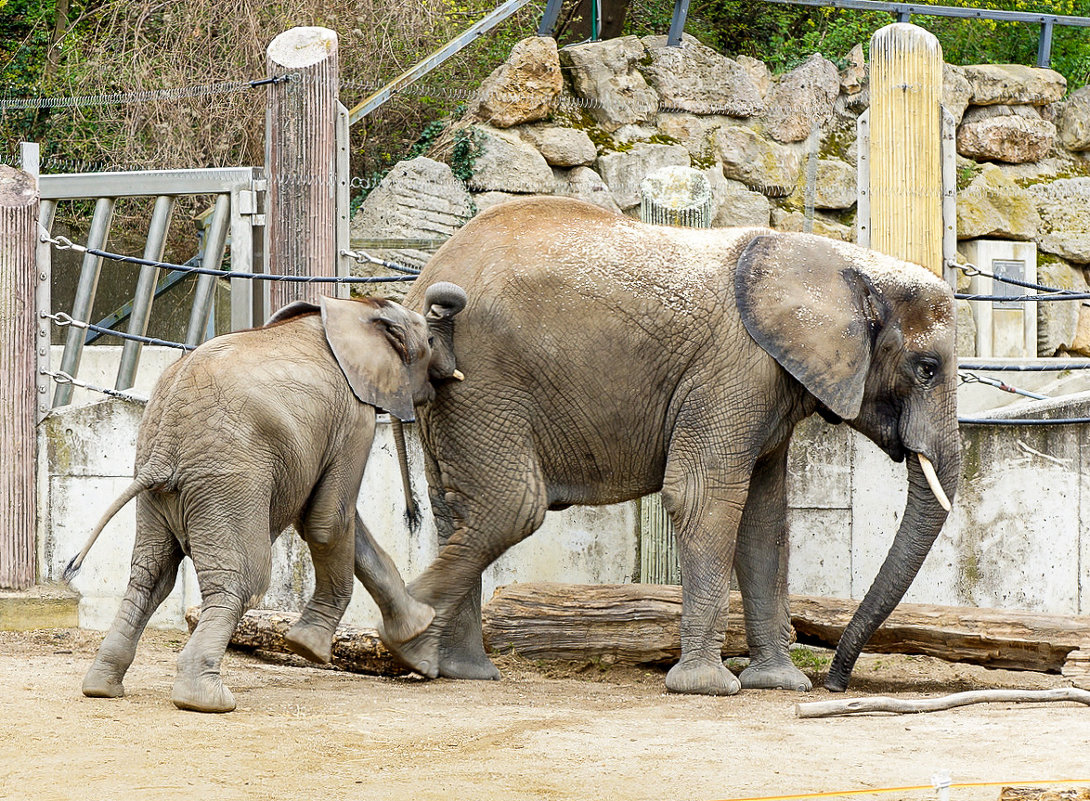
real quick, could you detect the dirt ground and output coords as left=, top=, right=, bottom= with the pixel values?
left=3, top=628, right=1088, bottom=801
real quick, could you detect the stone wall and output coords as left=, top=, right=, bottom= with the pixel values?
left=351, top=34, right=1090, bottom=359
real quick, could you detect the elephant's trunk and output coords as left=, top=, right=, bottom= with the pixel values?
left=824, top=443, right=959, bottom=691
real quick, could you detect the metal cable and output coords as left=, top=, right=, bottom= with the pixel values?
left=0, top=76, right=290, bottom=110
left=40, top=369, right=148, bottom=404
left=958, top=361, right=1090, bottom=371
left=41, top=232, right=417, bottom=284
left=42, top=312, right=194, bottom=351
left=960, top=416, right=1090, bottom=425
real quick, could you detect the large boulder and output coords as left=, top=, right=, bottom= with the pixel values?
left=787, top=158, right=857, bottom=210
left=761, top=54, right=840, bottom=143
left=770, top=209, right=853, bottom=241
left=349, top=157, right=474, bottom=292
left=956, top=105, right=1056, bottom=164
left=518, top=125, right=597, bottom=167
left=1057, top=86, right=1090, bottom=152
left=1037, top=259, right=1088, bottom=356
left=839, top=44, right=866, bottom=97
left=596, top=143, right=690, bottom=210
left=639, top=33, right=764, bottom=117
left=552, top=166, right=623, bottom=214
left=463, top=126, right=557, bottom=194
left=956, top=164, right=1041, bottom=240
left=702, top=168, right=771, bottom=227
left=467, top=37, right=562, bottom=128
left=1028, top=177, right=1090, bottom=235
left=561, top=36, right=660, bottom=133
left=713, top=124, right=802, bottom=197
left=737, top=55, right=772, bottom=98
left=961, top=64, right=1067, bottom=106
left=1039, top=233, right=1090, bottom=265
left=942, top=64, right=973, bottom=126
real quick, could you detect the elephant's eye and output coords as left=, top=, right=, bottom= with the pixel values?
left=914, top=359, right=938, bottom=383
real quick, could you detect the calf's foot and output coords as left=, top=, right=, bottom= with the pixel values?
left=378, top=622, right=440, bottom=679
left=284, top=622, right=334, bottom=664
left=171, top=671, right=236, bottom=713
left=82, top=660, right=126, bottom=698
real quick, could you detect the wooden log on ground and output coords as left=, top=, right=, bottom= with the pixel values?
left=482, top=583, right=752, bottom=664
left=481, top=583, right=1090, bottom=672
left=184, top=607, right=409, bottom=676
left=789, top=595, right=1090, bottom=673
left=796, top=688, right=1090, bottom=718
left=999, top=788, right=1090, bottom=801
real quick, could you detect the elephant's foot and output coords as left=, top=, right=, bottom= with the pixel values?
left=379, top=596, right=436, bottom=645
left=81, top=661, right=127, bottom=699
left=284, top=622, right=334, bottom=664
left=377, top=622, right=440, bottom=679
left=665, top=657, right=741, bottom=696
left=739, top=660, right=812, bottom=692
left=171, top=671, right=236, bottom=713
left=438, top=644, right=500, bottom=681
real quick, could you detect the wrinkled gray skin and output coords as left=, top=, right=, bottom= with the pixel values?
left=67, top=285, right=465, bottom=713
left=384, top=197, right=959, bottom=696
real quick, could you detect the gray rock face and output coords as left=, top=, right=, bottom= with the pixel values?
left=467, top=37, right=563, bottom=128
left=472, top=191, right=522, bottom=215
left=814, top=158, right=857, bottom=210
left=1039, top=233, right=1090, bottom=265
left=737, top=55, right=772, bottom=98
left=552, top=166, right=623, bottom=214
left=596, top=143, right=690, bottom=210
left=956, top=164, right=1041, bottom=240
left=1028, top=177, right=1090, bottom=234
left=1057, top=86, right=1090, bottom=152
left=839, top=44, right=866, bottom=96
left=518, top=125, right=597, bottom=167
left=962, top=64, right=1067, bottom=106
left=770, top=208, right=853, bottom=241
left=561, top=36, right=660, bottom=133
left=956, top=299, right=977, bottom=358
left=639, top=33, right=764, bottom=117
left=349, top=157, right=474, bottom=292
left=956, top=105, right=1056, bottom=164
left=762, top=54, right=840, bottom=143
left=702, top=168, right=771, bottom=227
left=942, top=64, right=973, bottom=126
left=714, top=124, right=802, bottom=196
left=464, top=126, right=557, bottom=194
left=1036, top=259, right=1086, bottom=356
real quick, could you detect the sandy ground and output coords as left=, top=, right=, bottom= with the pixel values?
left=2, top=628, right=1088, bottom=801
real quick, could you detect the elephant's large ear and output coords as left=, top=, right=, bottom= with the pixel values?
left=320, top=296, right=416, bottom=422
left=735, top=233, right=885, bottom=420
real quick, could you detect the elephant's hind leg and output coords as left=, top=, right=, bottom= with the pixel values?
left=660, top=440, right=747, bottom=696
left=83, top=498, right=183, bottom=699
left=352, top=512, right=434, bottom=645
left=733, top=443, right=811, bottom=692
left=172, top=501, right=271, bottom=713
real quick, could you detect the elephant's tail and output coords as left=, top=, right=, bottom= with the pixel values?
left=62, top=465, right=167, bottom=582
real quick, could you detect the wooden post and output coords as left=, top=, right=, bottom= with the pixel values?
left=0, top=166, right=39, bottom=589
left=266, top=26, right=339, bottom=314
left=868, top=23, right=944, bottom=276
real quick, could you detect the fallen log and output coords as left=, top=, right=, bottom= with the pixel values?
left=184, top=607, right=409, bottom=676
left=482, top=583, right=1090, bottom=673
left=795, top=688, right=1090, bottom=718
left=999, top=788, right=1090, bottom=801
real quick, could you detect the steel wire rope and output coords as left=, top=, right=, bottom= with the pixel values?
left=0, top=75, right=290, bottom=110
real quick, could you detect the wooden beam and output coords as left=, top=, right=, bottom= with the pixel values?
left=0, top=165, right=39, bottom=589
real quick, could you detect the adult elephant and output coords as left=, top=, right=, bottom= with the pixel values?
left=386, top=196, right=958, bottom=696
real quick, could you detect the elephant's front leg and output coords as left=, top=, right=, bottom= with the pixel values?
left=353, top=512, right=435, bottom=645
left=660, top=444, right=747, bottom=696
left=734, top=442, right=811, bottom=692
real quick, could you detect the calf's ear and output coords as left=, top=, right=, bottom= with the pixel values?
left=321, top=296, right=416, bottom=422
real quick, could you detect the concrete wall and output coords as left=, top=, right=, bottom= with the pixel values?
left=40, top=346, right=1090, bottom=631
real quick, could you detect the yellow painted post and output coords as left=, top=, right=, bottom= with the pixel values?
left=869, top=23, right=944, bottom=276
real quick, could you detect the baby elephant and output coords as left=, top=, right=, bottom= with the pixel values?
left=65, top=283, right=466, bottom=712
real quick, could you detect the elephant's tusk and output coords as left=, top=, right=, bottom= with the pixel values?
left=452, top=369, right=465, bottom=381
left=917, top=453, right=951, bottom=513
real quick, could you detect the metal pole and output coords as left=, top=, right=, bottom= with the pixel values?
left=667, top=0, right=691, bottom=47
left=54, top=195, right=114, bottom=406
left=538, top=0, right=564, bottom=37
left=336, top=102, right=351, bottom=300
left=185, top=193, right=230, bottom=347
left=1037, top=19, right=1054, bottom=68
left=115, top=194, right=174, bottom=390
left=0, top=165, right=39, bottom=588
